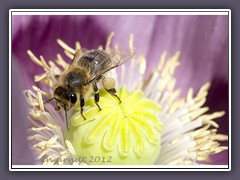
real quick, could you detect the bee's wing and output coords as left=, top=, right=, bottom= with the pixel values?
left=86, top=48, right=136, bottom=84
left=69, top=48, right=88, bottom=67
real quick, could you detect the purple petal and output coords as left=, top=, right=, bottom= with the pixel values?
left=12, top=15, right=107, bottom=88
left=145, top=16, right=228, bottom=91
left=12, top=58, right=36, bottom=165
left=209, top=147, right=229, bottom=165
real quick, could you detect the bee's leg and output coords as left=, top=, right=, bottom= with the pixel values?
left=92, top=81, right=102, bottom=111
left=64, top=107, right=69, bottom=131
left=102, top=77, right=121, bottom=103
left=55, top=102, right=61, bottom=111
left=80, top=95, right=86, bottom=120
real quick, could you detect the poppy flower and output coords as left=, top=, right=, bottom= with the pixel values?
left=12, top=14, right=229, bottom=166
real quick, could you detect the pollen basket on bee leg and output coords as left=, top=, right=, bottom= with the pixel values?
left=102, top=77, right=116, bottom=90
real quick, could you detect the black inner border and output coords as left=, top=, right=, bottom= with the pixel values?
left=10, top=9, right=230, bottom=170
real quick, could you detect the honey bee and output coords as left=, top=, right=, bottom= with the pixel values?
left=45, top=48, right=135, bottom=129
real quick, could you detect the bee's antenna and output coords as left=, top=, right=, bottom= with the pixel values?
left=64, top=106, right=69, bottom=131
left=44, top=97, right=60, bottom=104
left=44, top=97, right=55, bottom=104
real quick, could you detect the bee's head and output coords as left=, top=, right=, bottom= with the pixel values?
left=54, top=86, right=77, bottom=111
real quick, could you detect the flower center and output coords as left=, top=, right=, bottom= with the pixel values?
left=65, top=87, right=163, bottom=164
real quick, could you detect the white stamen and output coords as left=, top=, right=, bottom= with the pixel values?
left=57, top=39, right=75, bottom=54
